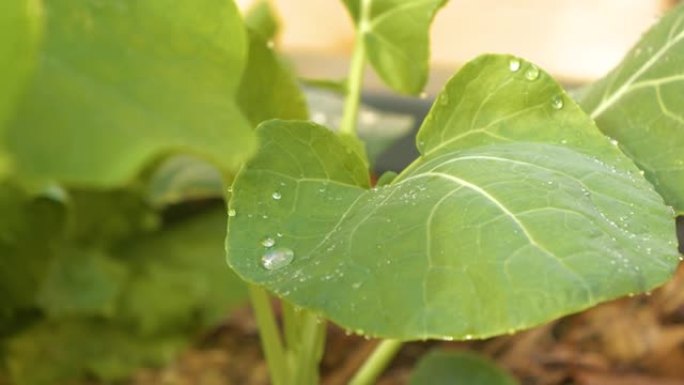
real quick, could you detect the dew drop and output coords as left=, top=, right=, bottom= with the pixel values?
left=610, top=139, right=619, bottom=147
left=227, top=186, right=233, bottom=193
left=261, top=248, right=294, bottom=270
left=228, top=208, right=237, bottom=217
left=524, top=65, right=540, bottom=80
left=272, top=191, right=282, bottom=200
left=464, top=334, right=473, bottom=340
left=551, top=95, right=564, bottom=110
left=508, top=58, right=521, bottom=72
left=261, top=237, right=276, bottom=248
left=352, top=282, right=362, bottom=289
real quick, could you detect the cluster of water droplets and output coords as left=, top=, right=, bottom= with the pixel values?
left=508, top=57, right=566, bottom=111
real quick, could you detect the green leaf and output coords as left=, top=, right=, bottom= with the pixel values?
left=579, top=4, right=684, bottom=214
left=0, top=183, right=65, bottom=313
left=0, top=0, right=42, bottom=128
left=245, top=0, right=281, bottom=40
left=0, top=0, right=42, bottom=178
left=227, top=55, right=678, bottom=340
left=65, top=189, right=159, bottom=248
left=409, top=350, right=518, bottom=385
left=36, top=248, right=127, bottom=318
left=238, top=29, right=309, bottom=126
left=4, top=0, right=256, bottom=187
left=342, top=0, right=447, bottom=94
left=116, top=209, right=247, bottom=335
left=6, top=320, right=186, bottom=385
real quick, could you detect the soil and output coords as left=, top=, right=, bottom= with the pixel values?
left=124, top=262, right=684, bottom=385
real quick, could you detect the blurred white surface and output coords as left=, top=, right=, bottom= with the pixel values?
left=238, top=0, right=664, bottom=87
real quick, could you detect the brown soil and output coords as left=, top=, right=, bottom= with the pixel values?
left=126, top=264, right=684, bottom=385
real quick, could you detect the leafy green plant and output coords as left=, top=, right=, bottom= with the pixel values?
left=0, top=0, right=682, bottom=385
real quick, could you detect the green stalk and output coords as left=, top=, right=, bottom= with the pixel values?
left=348, top=339, right=404, bottom=385
left=248, top=285, right=289, bottom=385
left=293, top=313, right=327, bottom=385
left=340, top=0, right=372, bottom=136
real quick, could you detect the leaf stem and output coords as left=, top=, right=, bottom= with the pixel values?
left=340, top=0, right=372, bottom=136
left=293, top=313, right=327, bottom=385
left=348, top=339, right=403, bottom=385
left=248, top=285, right=289, bottom=385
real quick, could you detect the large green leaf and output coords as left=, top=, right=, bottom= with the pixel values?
left=409, top=350, right=517, bottom=385
left=4, top=0, right=256, bottom=187
left=0, top=0, right=42, bottom=177
left=227, top=55, right=678, bottom=340
left=342, top=0, right=447, bottom=94
left=0, top=0, right=41, bottom=128
left=580, top=4, right=684, bottom=214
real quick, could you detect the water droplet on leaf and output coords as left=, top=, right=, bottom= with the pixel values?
left=261, top=237, right=276, bottom=248
left=551, top=95, right=564, bottom=110
left=272, top=191, right=282, bottom=200
left=228, top=209, right=236, bottom=217
left=508, top=58, right=521, bottom=72
left=261, top=248, right=294, bottom=270
left=524, top=65, right=540, bottom=80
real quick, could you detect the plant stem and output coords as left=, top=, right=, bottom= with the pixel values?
left=293, top=313, right=327, bottom=385
left=348, top=339, right=403, bottom=385
left=248, top=285, right=289, bottom=385
left=340, top=0, right=372, bottom=136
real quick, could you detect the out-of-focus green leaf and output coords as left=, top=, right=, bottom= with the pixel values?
left=66, top=189, right=159, bottom=247
left=0, top=0, right=42, bottom=177
left=116, top=209, right=247, bottom=335
left=5, top=0, right=256, bottom=187
left=147, top=156, right=224, bottom=207
left=245, top=0, right=280, bottom=40
left=580, top=4, right=684, bottom=214
left=0, top=0, right=42, bottom=128
left=227, top=55, right=678, bottom=340
left=37, top=248, right=127, bottom=318
left=238, top=29, right=308, bottom=126
left=341, top=0, right=447, bottom=94
left=409, top=350, right=518, bottom=385
left=6, top=320, right=186, bottom=385
left=0, top=183, right=65, bottom=313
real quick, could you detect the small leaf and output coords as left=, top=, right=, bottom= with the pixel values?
left=227, top=55, right=678, bottom=340
left=409, top=350, right=518, bottom=385
left=238, top=29, right=309, bottom=126
left=4, top=0, right=256, bottom=187
left=342, top=0, right=447, bottom=94
left=580, top=4, right=684, bottom=214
